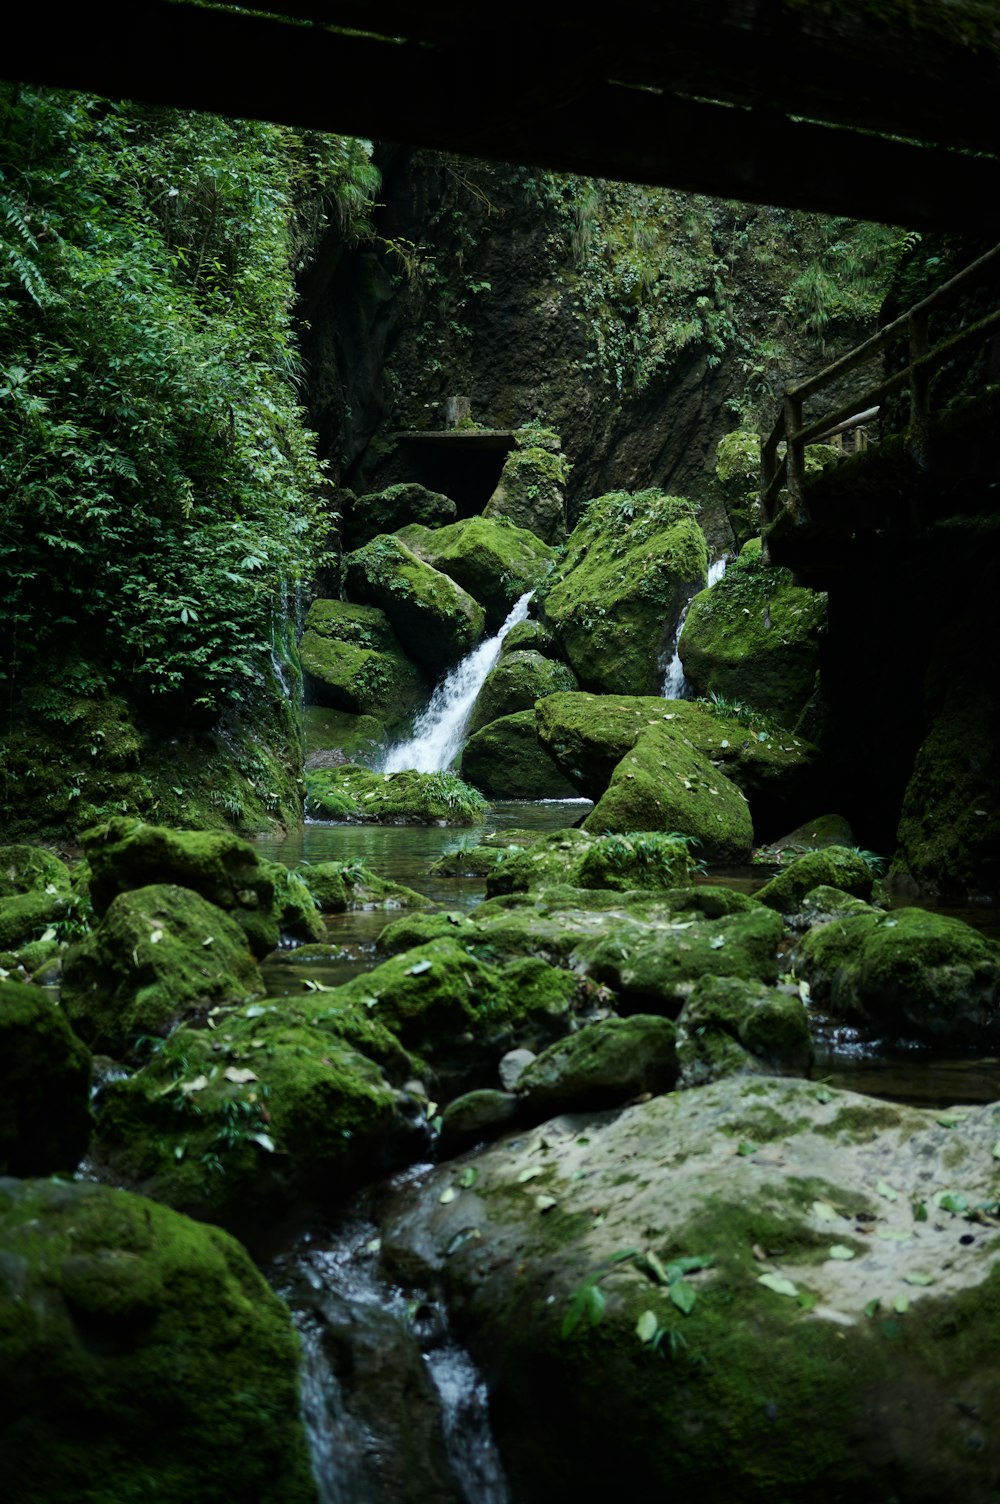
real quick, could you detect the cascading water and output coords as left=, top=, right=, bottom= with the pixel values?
left=660, top=555, right=728, bottom=698
left=382, top=594, right=533, bottom=774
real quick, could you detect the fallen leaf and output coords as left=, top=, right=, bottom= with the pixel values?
left=149, top=929, right=164, bottom=944
left=406, top=959, right=433, bottom=976
left=893, top=1294, right=910, bottom=1314
left=517, top=1166, right=544, bottom=1183
left=439, top=1186, right=459, bottom=1204
left=669, top=1280, right=697, bottom=1314
left=535, top=1194, right=558, bottom=1212
left=179, top=1075, right=209, bottom=1095
left=459, top=1166, right=479, bottom=1188
left=224, top=1066, right=258, bottom=1084
left=828, top=1245, right=856, bottom=1261
left=903, top=1273, right=935, bottom=1287
left=876, top=1180, right=899, bottom=1202
left=758, top=1273, right=799, bottom=1298
left=636, top=1310, right=659, bottom=1343
left=249, top=1132, right=275, bottom=1152
left=812, top=1200, right=839, bottom=1222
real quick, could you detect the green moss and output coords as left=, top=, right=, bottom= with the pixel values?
left=483, top=446, right=568, bottom=543
left=305, top=765, right=488, bottom=824
left=518, top=1014, right=678, bottom=1113
left=297, top=858, right=431, bottom=913
left=677, top=976, right=812, bottom=1088
left=467, top=651, right=577, bottom=735
left=303, top=705, right=386, bottom=762
left=0, top=978, right=92, bottom=1174
left=461, top=711, right=580, bottom=799
left=345, top=480, right=456, bottom=548
left=396, top=514, right=554, bottom=629
left=343, top=534, right=486, bottom=672
left=756, top=845, right=874, bottom=911
left=0, top=844, right=73, bottom=899
left=541, top=491, right=707, bottom=693
left=814, top=1102, right=906, bottom=1141
left=0, top=1177, right=317, bottom=1502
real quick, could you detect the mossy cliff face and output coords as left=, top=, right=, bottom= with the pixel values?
left=679, top=538, right=828, bottom=727
left=381, top=1077, right=1000, bottom=1504
left=0, top=1177, right=316, bottom=1504
left=541, top=491, right=707, bottom=694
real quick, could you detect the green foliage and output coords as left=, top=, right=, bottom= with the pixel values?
left=0, top=86, right=373, bottom=725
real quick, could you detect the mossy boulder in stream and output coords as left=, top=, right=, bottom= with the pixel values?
left=0, top=978, right=92, bottom=1175
left=461, top=711, right=581, bottom=799
left=396, top=514, right=554, bottom=629
left=381, top=1077, right=1000, bottom=1504
left=94, top=996, right=420, bottom=1235
left=679, top=538, right=828, bottom=726
left=755, top=845, right=874, bottom=912
left=483, top=445, right=567, bottom=543
left=794, top=905, right=1000, bottom=1044
left=344, top=480, right=456, bottom=548
left=540, top=490, right=707, bottom=694
left=60, top=885, right=263, bottom=1058
left=343, top=534, right=486, bottom=673
left=486, top=827, right=696, bottom=895
left=467, top=650, right=577, bottom=735
left=0, top=1177, right=316, bottom=1503
left=305, top=766, right=487, bottom=824
left=298, top=598, right=425, bottom=726
left=675, top=975, right=813, bottom=1087
left=296, top=859, right=430, bottom=913
left=517, top=1013, right=678, bottom=1115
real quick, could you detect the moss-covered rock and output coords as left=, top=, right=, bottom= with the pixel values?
left=94, top=997, right=420, bottom=1232
left=299, top=598, right=426, bottom=726
left=500, top=618, right=563, bottom=659
left=0, top=979, right=91, bottom=1175
left=461, top=711, right=580, bottom=800
left=483, top=446, right=567, bottom=543
left=675, top=975, right=813, bottom=1088
left=305, top=766, right=487, bottom=824
left=345, top=480, right=457, bottom=548
left=0, top=888, right=74, bottom=952
left=303, top=705, right=387, bottom=764
left=343, top=534, right=486, bottom=672
left=537, top=692, right=819, bottom=838
left=487, top=828, right=696, bottom=895
left=517, top=1014, right=677, bottom=1115
left=296, top=859, right=431, bottom=913
left=61, top=884, right=263, bottom=1058
left=795, top=905, right=1000, bottom=1043
left=582, top=722, right=754, bottom=861
left=438, top=1087, right=519, bottom=1148
left=541, top=491, right=707, bottom=694
left=0, top=844, right=73, bottom=899
left=754, top=812, right=856, bottom=863
left=396, top=515, right=554, bottom=629
left=756, top=845, right=874, bottom=912
left=467, top=650, right=577, bottom=736
left=381, top=1077, right=1000, bottom=1503
left=0, top=1177, right=316, bottom=1503
left=679, top=538, right=828, bottom=726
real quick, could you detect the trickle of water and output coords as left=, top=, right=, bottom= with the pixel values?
left=660, top=556, right=728, bottom=698
left=382, top=594, right=533, bottom=774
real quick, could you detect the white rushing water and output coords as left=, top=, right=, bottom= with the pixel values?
left=660, top=555, right=729, bottom=698
left=382, top=593, right=533, bottom=774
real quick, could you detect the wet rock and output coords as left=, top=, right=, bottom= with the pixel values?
left=755, top=845, right=874, bottom=912
left=396, top=514, right=554, bottom=630
left=517, top=1014, right=678, bottom=1114
left=305, top=766, right=487, bottom=825
left=467, top=650, right=577, bottom=736
left=499, top=1048, right=537, bottom=1091
left=0, top=978, right=91, bottom=1175
left=297, top=858, right=430, bottom=913
left=344, top=534, right=485, bottom=673
left=0, top=1177, right=316, bottom=1503
left=439, top=1089, right=520, bottom=1149
left=461, top=711, right=580, bottom=800
left=675, top=975, right=813, bottom=1088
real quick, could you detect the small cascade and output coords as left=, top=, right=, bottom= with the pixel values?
left=382, top=593, right=533, bottom=774
left=660, top=555, right=729, bottom=698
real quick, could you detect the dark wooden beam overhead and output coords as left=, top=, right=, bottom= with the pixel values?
left=5, top=1, right=1000, bottom=231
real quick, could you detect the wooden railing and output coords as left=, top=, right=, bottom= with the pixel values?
left=760, top=240, right=1000, bottom=528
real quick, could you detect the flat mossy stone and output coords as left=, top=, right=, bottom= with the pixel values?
left=483, top=446, right=567, bottom=543
left=0, top=1177, right=316, bottom=1503
left=345, top=481, right=457, bottom=549
left=0, top=845, right=73, bottom=899
left=303, top=705, right=387, bottom=763
left=676, top=975, right=813, bottom=1087
left=94, top=998, right=418, bottom=1233
left=0, top=978, right=92, bottom=1175
left=517, top=1014, right=678, bottom=1114
left=305, top=766, right=487, bottom=825
left=296, top=859, right=431, bottom=913
left=439, top=1088, right=519, bottom=1148
left=376, top=910, right=479, bottom=954
left=536, top=691, right=819, bottom=836
left=461, top=711, right=580, bottom=800
left=756, top=845, right=874, bottom=912
left=395, top=515, right=554, bottom=630
left=540, top=490, right=706, bottom=693
left=795, top=904, right=1000, bottom=1043
left=343, top=534, right=486, bottom=672
left=81, top=817, right=281, bottom=957
left=60, top=884, right=263, bottom=1058
left=583, top=722, right=754, bottom=861
left=467, top=651, right=577, bottom=736
left=380, top=1077, right=1000, bottom=1502
left=678, top=540, right=827, bottom=725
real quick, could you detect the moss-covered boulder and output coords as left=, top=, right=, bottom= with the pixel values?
left=537, top=692, right=819, bottom=838
left=344, top=480, right=457, bottom=548
left=298, top=598, right=426, bottom=726
left=582, top=722, right=754, bottom=860
left=94, top=997, right=420, bottom=1233
left=0, top=844, right=73, bottom=899
left=0, top=979, right=91, bottom=1175
left=483, top=446, right=567, bottom=543
left=396, top=515, right=554, bottom=630
left=0, top=1177, right=316, bottom=1503
left=461, top=711, right=583, bottom=800
left=675, top=975, right=813, bottom=1088
left=304, top=705, right=387, bottom=764
left=61, top=885, right=263, bottom=1058
left=0, top=888, right=73, bottom=953
left=486, top=828, right=696, bottom=896
left=540, top=491, right=707, bottom=694
left=467, top=650, right=577, bottom=736
left=755, top=813, right=857, bottom=863
left=343, top=534, right=486, bottom=672
left=382, top=1077, right=1000, bottom=1503
left=500, top=618, right=563, bottom=659
left=756, top=845, right=874, bottom=912
left=305, top=766, right=487, bottom=824
left=517, top=1014, right=677, bottom=1115
left=296, top=859, right=431, bottom=913
left=678, top=538, right=827, bottom=727
left=794, top=905, right=1000, bottom=1043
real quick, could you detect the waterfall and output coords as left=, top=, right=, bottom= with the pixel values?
left=661, top=555, right=728, bottom=698
left=382, top=593, right=533, bottom=774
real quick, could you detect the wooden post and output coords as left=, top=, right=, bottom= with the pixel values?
left=908, top=308, right=930, bottom=470
left=784, top=393, right=805, bottom=521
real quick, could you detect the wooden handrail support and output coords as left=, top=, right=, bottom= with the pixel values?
left=760, top=240, right=1000, bottom=530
